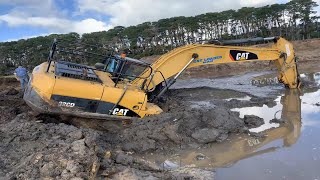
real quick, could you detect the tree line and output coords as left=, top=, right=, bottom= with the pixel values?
left=0, top=0, right=319, bottom=75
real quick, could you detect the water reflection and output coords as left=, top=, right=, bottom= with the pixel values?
left=216, top=74, right=320, bottom=180
left=225, top=95, right=252, bottom=102
left=183, top=90, right=302, bottom=168
left=232, top=90, right=301, bottom=133
left=142, top=89, right=305, bottom=170
left=301, top=72, right=320, bottom=86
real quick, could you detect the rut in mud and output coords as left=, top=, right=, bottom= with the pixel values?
left=0, top=80, right=268, bottom=179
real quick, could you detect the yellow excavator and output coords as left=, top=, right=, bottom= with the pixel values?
left=24, top=37, right=301, bottom=119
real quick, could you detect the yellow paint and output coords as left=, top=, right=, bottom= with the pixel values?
left=29, top=37, right=299, bottom=118
left=132, top=37, right=300, bottom=90
left=30, top=62, right=154, bottom=118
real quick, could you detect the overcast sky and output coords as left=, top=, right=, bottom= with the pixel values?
left=0, top=0, right=319, bottom=42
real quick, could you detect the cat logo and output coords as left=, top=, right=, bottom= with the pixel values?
left=112, top=108, right=129, bottom=116
left=230, top=50, right=258, bottom=61
left=236, top=53, right=250, bottom=60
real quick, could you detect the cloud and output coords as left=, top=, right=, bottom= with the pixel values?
left=0, top=15, right=68, bottom=29
left=239, top=0, right=276, bottom=6
left=0, top=14, right=111, bottom=34
left=0, top=0, right=51, bottom=6
left=4, top=33, right=51, bottom=42
left=0, top=0, right=59, bottom=17
left=73, top=18, right=112, bottom=34
left=316, top=0, right=320, bottom=15
left=77, top=0, right=278, bottom=26
left=0, top=0, right=111, bottom=36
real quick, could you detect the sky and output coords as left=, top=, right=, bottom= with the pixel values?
left=0, top=0, right=319, bottom=42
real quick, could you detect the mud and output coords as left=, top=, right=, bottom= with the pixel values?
left=2, top=69, right=320, bottom=179
left=0, top=78, right=272, bottom=179
left=121, top=107, right=246, bottom=152
left=2, top=75, right=320, bottom=180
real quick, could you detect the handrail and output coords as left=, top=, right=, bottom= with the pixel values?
left=208, top=36, right=278, bottom=45
left=46, top=38, right=57, bottom=72
left=45, top=38, right=154, bottom=85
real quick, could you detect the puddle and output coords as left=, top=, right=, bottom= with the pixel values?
left=171, top=87, right=250, bottom=101
left=231, top=96, right=282, bottom=133
left=225, top=95, right=252, bottom=102
left=139, top=72, right=320, bottom=180
left=189, top=101, right=216, bottom=109
left=217, top=73, right=320, bottom=180
left=189, top=94, right=252, bottom=109
left=231, top=72, right=320, bottom=133
left=173, top=71, right=283, bottom=97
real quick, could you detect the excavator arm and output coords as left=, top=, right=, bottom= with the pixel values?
left=132, top=37, right=300, bottom=101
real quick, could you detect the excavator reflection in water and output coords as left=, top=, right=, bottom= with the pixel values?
left=143, top=89, right=302, bottom=169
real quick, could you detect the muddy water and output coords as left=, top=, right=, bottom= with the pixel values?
left=231, top=95, right=283, bottom=133
left=217, top=89, right=320, bottom=180
left=139, top=72, right=320, bottom=180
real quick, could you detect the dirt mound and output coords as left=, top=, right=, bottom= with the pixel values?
left=120, top=107, right=247, bottom=153
left=3, top=88, right=19, bottom=95
left=0, top=87, right=29, bottom=124
left=243, top=115, right=265, bottom=128
left=0, top=92, right=170, bottom=179
left=0, top=113, right=100, bottom=179
left=0, top=86, right=223, bottom=179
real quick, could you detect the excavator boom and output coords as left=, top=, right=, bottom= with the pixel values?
left=132, top=37, right=300, bottom=100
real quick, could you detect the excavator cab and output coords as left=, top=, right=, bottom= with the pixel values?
left=24, top=39, right=163, bottom=119
left=102, top=55, right=152, bottom=83
left=105, top=57, right=118, bottom=73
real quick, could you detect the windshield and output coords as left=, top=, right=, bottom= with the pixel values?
left=106, top=58, right=118, bottom=73
left=105, top=58, right=149, bottom=81
left=121, top=62, right=148, bottom=80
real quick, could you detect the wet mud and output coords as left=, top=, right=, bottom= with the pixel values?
left=137, top=72, right=320, bottom=180
left=0, top=76, right=272, bottom=179
left=1, top=68, right=320, bottom=179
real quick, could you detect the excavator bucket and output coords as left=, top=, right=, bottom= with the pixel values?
left=272, top=38, right=301, bottom=88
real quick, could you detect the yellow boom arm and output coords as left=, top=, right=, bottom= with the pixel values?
left=132, top=37, right=300, bottom=97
